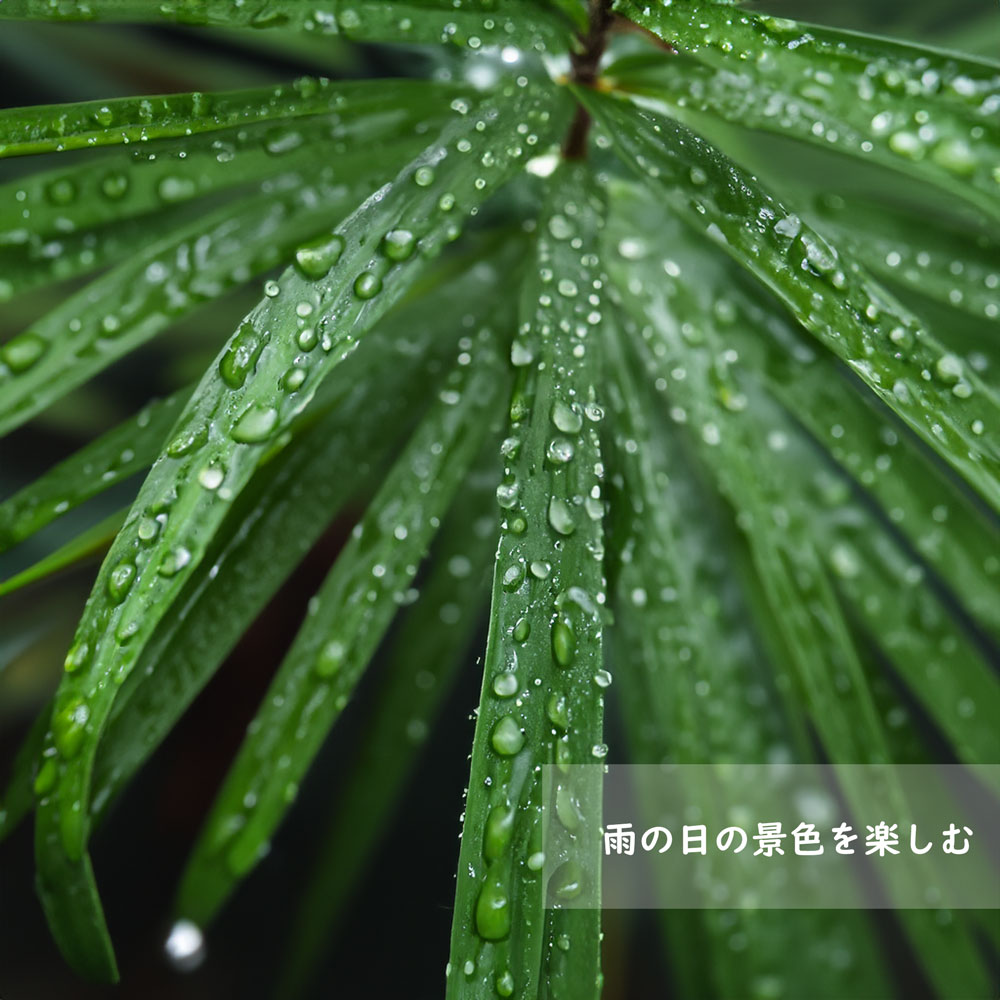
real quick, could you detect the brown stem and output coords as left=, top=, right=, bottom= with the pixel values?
left=562, top=0, right=614, bottom=160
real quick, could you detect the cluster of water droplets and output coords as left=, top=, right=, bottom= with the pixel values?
left=627, top=5, right=999, bottom=198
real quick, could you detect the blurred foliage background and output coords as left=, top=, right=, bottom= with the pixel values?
left=0, top=1, right=995, bottom=997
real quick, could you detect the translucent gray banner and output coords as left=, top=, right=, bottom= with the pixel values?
left=541, top=764, right=1000, bottom=909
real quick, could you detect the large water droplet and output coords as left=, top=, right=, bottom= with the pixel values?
left=52, top=699, right=89, bottom=759
left=232, top=404, right=279, bottom=443
left=165, top=919, right=206, bottom=972
left=1, top=331, right=47, bottom=373
left=381, top=229, right=417, bottom=261
left=484, top=803, right=514, bottom=860
left=548, top=497, right=576, bottom=536
left=492, top=672, right=519, bottom=698
left=551, top=400, right=582, bottom=434
left=219, top=321, right=265, bottom=389
left=107, top=562, right=136, bottom=603
left=551, top=619, right=575, bottom=666
left=294, top=233, right=345, bottom=280
left=354, top=271, right=382, bottom=299
left=491, top=715, right=524, bottom=755
left=475, top=863, right=511, bottom=940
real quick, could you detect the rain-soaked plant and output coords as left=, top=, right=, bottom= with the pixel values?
left=0, top=0, right=997, bottom=996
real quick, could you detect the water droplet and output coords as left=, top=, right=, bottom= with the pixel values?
left=100, top=171, right=129, bottom=200
left=381, top=229, right=416, bottom=261
left=475, top=863, right=512, bottom=940
left=888, top=131, right=923, bottom=159
left=593, top=669, right=612, bottom=689
left=165, top=919, right=206, bottom=972
left=496, top=970, right=515, bottom=997
left=107, top=562, right=136, bottom=603
left=294, top=233, right=345, bottom=280
left=547, top=691, right=569, bottom=728
left=491, top=715, right=524, bottom=755
left=1, top=331, right=47, bottom=373
left=192, top=460, right=223, bottom=492
left=232, top=404, right=279, bottom=443
left=529, top=560, right=551, bottom=580
left=219, top=321, right=266, bottom=389
left=548, top=497, right=575, bottom=536
left=63, top=641, right=89, bottom=674
left=166, top=421, right=207, bottom=458
left=935, top=353, right=963, bottom=383
left=33, top=758, right=57, bottom=797
left=316, top=639, right=346, bottom=678
left=502, top=562, right=525, bottom=590
left=551, top=400, right=582, bottom=433
left=512, top=618, right=530, bottom=642
left=493, top=672, right=519, bottom=698
left=137, top=516, right=160, bottom=542
left=496, top=482, right=519, bottom=509
left=414, top=165, right=435, bottom=187
left=354, top=271, right=382, bottom=299
left=484, top=804, right=514, bottom=860
left=157, top=175, right=197, bottom=203
left=547, top=438, right=574, bottom=464
left=158, top=546, right=192, bottom=577
left=52, top=699, right=89, bottom=759
left=551, top=619, right=575, bottom=666
left=46, top=177, right=76, bottom=205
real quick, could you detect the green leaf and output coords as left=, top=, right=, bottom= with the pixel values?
left=0, top=149, right=411, bottom=434
left=605, top=181, right=1000, bottom=765
left=0, top=508, right=125, bottom=598
left=0, top=706, right=50, bottom=845
left=0, top=77, right=456, bottom=159
left=808, top=194, right=1000, bottom=325
left=276, top=448, right=499, bottom=1000
left=603, top=329, right=893, bottom=1000
left=608, top=203, right=996, bottom=997
left=89, top=234, right=526, bottom=831
left=609, top=4, right=1000, bottom=219
left=0, top=0, right=572, bottom=54
left=0, top=389, right=189, bottom=552
left=0, top=82, right=454, bottom=244
left=0, top=202, right=209, bottom=304
left=580, top=86, right=1000, bottom=512
left=31, top=81, right=564, bottom=983
left=176, top=328, right=509, bottom=926
left=2, top=244, right=510, bottom=850
left=447, top=163, right=605, bottom=1000
left=606, top=179, right=1000, bottom=644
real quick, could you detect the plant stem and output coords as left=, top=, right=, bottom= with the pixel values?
left=563, top=0, right=613, bottom=160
